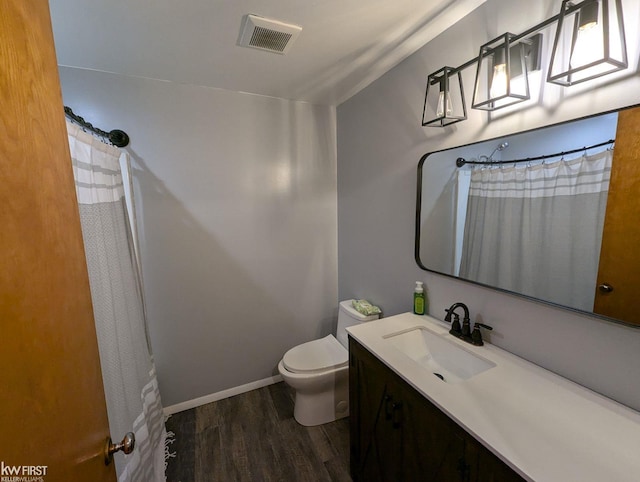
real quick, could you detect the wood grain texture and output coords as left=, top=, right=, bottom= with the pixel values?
left=594, top=106, right=640, bottom=324
left=0, top=1, right=115, bottom=480
left=166, top=383, right=351, bottom=482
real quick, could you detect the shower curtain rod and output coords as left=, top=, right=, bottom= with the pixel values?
left=456, top=139, right=615, bottom=168
left=64, top=106, right=130, bottom=147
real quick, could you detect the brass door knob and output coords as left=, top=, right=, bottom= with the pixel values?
left=598, top=283, right=614, bottom=293
left=104, top=432, right=135, bottom=465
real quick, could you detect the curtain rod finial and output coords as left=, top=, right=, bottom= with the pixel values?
left=109, top=130, right=130, bottom=148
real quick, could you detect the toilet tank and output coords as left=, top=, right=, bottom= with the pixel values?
left=336, top=299, right=380, bottom=348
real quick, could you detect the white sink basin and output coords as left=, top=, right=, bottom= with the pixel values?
left=384, top=326, right=496, bottom=383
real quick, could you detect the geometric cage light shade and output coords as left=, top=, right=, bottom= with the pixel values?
left=548, top=0, right=627, bottom=86
left=471, top=33, right=532, bottom=111
left=422, top=66, right=467, bottom=127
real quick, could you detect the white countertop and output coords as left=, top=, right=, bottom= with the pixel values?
left=347, top=312, right=640, bottom=482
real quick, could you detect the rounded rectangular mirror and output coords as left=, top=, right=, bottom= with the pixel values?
left=416, top=106, right=640, bottom=327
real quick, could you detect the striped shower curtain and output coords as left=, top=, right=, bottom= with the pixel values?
left=459, top=149, right=612, bottom=312
left=67, top=121, right=167, bottom=481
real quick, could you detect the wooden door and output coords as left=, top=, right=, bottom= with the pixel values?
left=466, top=436, right=526, bottom=482
left=0, top=1, right=116, bottom=481
left=349, top=338, right=402, bottom=482
left=593, top=106, right=640, bottom=324
left=401, top=379, right=467, bottom=481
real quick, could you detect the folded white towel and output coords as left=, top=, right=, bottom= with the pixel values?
left=352, top=299, right=382, bottom=316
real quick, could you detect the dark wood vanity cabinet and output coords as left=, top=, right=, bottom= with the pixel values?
left=349, top=337, right=525, bottom=482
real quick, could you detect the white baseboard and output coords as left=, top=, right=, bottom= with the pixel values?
left=163, top=374, right=283, bottom=415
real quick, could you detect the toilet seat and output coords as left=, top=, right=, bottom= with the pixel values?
left=282, top=334, right=348, bottom=374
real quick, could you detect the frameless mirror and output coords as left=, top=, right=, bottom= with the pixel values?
left=416, top=106, right=640, bottom=327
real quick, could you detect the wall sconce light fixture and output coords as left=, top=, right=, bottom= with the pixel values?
left=422, top=0, right=627, bottom=126
left=471, top=33, right=541, bottom=111
left=548, top=0, right=627, bottom=86
left=422, top=66, right=467, bottom=127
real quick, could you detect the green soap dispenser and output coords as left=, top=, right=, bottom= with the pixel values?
left=413, top=281, right=426, bottom=315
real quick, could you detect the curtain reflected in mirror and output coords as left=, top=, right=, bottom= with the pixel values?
left=459, top=149, right=611, bottom=312
left=416, top=107, right=640, bottom=327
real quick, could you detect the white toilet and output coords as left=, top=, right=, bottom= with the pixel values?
left=278, top=299, right=380, bottom=426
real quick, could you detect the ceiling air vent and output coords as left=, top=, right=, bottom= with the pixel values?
left=238, top=14, right=302, bottom=55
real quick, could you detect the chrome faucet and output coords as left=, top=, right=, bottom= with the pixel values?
left=444, top=303, right=494, bottom=345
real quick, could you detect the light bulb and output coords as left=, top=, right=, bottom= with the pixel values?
left=570, top=1, right=602, bottom=70
left=570, top=19, right=602, bottom=69
left=436, top=91, right=453, bottom=117
left=489, top=63, right=508, bottom=99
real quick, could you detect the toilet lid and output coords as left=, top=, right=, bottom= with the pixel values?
left=283, top=334, right=348, bottom=374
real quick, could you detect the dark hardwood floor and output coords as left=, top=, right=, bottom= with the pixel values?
left=165, top=382, right=352, bottom=482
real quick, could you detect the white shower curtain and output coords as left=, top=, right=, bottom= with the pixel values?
left=459, top=149, right=612, bottom=312
left=67, top=121, right=167, bottom=481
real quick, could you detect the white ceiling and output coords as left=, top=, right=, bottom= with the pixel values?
left=50, top=0, right=485, bottom=106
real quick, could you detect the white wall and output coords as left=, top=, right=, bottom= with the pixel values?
left=59, top=67, right=338, bottom=407
left=337, top=0, right=640, bottom=410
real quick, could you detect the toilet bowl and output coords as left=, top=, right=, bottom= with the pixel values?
left=278, top=300, right=379, bottom=426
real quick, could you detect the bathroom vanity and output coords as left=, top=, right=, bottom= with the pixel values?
left=349, top=336, right=522, bottom=481
left=347, top=313, right=640, bottom=482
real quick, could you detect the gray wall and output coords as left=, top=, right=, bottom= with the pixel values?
left=337, top=0, right=640, bottom=410
left=60, top=67, right=338, bottom=407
